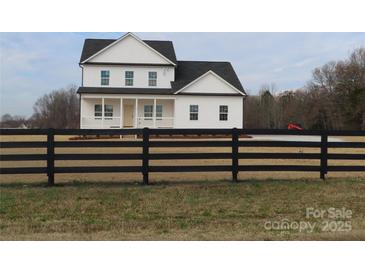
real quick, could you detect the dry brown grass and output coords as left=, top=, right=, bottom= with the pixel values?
left=1, top=135, right=364, bottom=240
left=1, top=178, right=364, bottom=240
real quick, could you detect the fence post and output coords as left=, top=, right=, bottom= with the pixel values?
left=142, top=127, right=150, bottom=185
left=320, top=133, right=328, bottom=180
left=232, top=127, right=239, bottom=182
left=47, top=128, right=55, bottom=186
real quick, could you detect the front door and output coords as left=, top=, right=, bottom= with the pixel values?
left=123, top=104, right=134, bottom=127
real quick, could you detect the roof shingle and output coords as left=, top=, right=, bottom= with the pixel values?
left=173, top=61, right=244, bottom=93
left=80, top=38, right=177, bottom=64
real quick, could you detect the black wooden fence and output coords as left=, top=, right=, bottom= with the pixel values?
left=0, top=128, right=364, bottom=185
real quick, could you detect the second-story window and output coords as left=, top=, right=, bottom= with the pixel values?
left=148, top=71, right=157, bottom=86
left=101, top=70, right=110, bottom=86
left=125, top=71, right=134, bottom=86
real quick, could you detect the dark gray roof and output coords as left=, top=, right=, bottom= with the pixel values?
left=144, top=40, right=177, bottom=64
left=77, top=87, right=174, bottom=95
left=80, top=38, right=177, bottom=64
left=173, top=61, right=245, bottom=93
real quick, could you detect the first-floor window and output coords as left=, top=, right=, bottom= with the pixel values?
left=95, top=104, right=102, bottom=120
left=219, top=105, right=228, bottom=121
left=190, top=105, right=199, bottom=120
left=156, top=105, right=163, bottom=120
left=94, top=104, right=113, bottom=120
left=101, top=70, right=110, bottom=86
left=144, top=105, right=153, bottom=120
left=104, top=105, right=113, bottom=120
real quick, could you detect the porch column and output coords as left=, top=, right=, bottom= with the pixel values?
left=80, top=97, right=83, bottom=128
left=173, top=99, right=176, bottom=128
left=120, top=98, right=123, bottom=128
left=101, top=97, right=105, bottom=128
left=135, top=98, right=138, bottom=128
left=153, top=98, right=157, bottom=128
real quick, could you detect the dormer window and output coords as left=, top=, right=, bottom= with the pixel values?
left=101, top=70, right=110, bottom=86
left=125, top=71, right=134, bottom=86
left=148, top=72, right=157, bottom=86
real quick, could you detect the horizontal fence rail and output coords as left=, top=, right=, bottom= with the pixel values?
left=0, top=128, right=364, bottom=185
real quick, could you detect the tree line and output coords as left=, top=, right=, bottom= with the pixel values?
left=1, top=86, right=79, bottom=129
left=244, top=47, right=365, bottom=130
left=1, top=47, right=364, bottom=130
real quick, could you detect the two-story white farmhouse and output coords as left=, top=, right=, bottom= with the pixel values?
left=78, top=32, right=246, bottom=129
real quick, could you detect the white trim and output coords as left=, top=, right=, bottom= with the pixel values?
left=81, top=32, right=176, bottom=66
left=101, top=97, right=105, bottom=128
left=134, top=98, right=138, bottom=128
left=153, top=98, right=157, bottom=128
left=82, top=94, right=176, bottom=100
left=173, top=70, right=246, bottom=96
left=120, top=98, right=123, bottom=128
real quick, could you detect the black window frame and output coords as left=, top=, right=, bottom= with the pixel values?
left=219, top=105, right=228, bottom=121
left=100, top=70, right=110, bottom=86
left=189, top=105, right=199, bottom=121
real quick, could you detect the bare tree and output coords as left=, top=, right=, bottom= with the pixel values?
left=30, top=85, right=79, bottom=129
left=244, top=47, right=365, bottom=130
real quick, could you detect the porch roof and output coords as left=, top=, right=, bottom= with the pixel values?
left=77, top=87, right=174, bottom=95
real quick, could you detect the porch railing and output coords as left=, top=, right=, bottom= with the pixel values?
left=137, top=117, right=174, bottom=128
left=81, top=116, right=121, bottom=129
left=81, top=116, right=174, bottom=128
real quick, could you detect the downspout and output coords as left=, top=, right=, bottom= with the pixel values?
left=78, top=64, right=84, bottom=129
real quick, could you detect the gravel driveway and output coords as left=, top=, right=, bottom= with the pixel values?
left=249, top=135, right=344, bottom=142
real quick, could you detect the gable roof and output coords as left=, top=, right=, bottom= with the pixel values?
left=171, top=61, right=245, bottom=94
left=80, top=37, right=177, bottom=64
left=174, top=70, right=245, bottom=95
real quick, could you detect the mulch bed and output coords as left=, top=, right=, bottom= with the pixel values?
left=69, top=134, right=252, bottom=140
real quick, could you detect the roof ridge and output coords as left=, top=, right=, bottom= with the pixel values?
left=143, top=39, right=173, bottom=42
left=85, top=38, right=116, bottom=41
left=178, top=60, right=231, bottom=64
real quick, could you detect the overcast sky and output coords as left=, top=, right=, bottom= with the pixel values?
left=1, top=32, right=364, bottom=117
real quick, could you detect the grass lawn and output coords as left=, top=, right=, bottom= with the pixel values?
left=1, top=178, right=364, bottom=240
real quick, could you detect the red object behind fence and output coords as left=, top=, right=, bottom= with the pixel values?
left=287, top=123, right=304, bottom=130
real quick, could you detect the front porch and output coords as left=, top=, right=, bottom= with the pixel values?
left=80, top=97, right=175, bottom=129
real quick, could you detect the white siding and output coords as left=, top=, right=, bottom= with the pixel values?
left=174, top=95, right=243, bottom=128
left=81, top=94, right=243, bottom=129
left=83, top=65, right=174, bottom=88
left=178, top=72, right=239, bottom=94
left=87, top=34, right=171, bottom=64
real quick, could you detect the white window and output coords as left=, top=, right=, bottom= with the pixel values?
left=104, top=105, right=113, bottom=120
left=94, top=104, right=113, bottom=120
left=219, top=105, right=228, bottom=121
left=125, top=71, right=134, bottom=86
left=101, top=70, right=110, bottom=86
left=156, top=105, right=163, bottom=120
left=94, top=104, right=102, bottom=120
left=190, top=105, right=199, bottom=121
left=144, top=105, right=153, bottom=120
left=148, top=71, right=157, bottom=86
